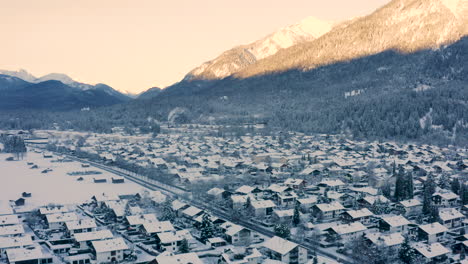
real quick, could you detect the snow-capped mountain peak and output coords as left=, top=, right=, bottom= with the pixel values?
left=185, top=16, right=334, bottom=81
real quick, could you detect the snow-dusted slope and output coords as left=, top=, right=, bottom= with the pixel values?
left=185, top=16, right=334, bottom=80
left=0, top=69, right=37, bottom=83
left=236, top=0, right=468, bottom=78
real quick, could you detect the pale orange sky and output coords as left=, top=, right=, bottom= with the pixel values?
left=0, top=0, right=390, bottom=93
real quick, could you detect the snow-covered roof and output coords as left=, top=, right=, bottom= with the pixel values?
left=182, top=206, right=203, bottom=217
left=39, top=205, right=71, bottom=215
left=251, top=200, right=276, bottom=209
left=0, top=202, right=14, bottom=216
left=319, top=179, right=345, bottom=187
left=91, top=237, right=128, bottom=253
left=142, top=221, right=175, bottom=234
left=274, top=209, right=294, bottom=218
left=315, top=202, right=344, bottom=212
left=418, top=222, right=448, bottom=235
left=366, top=232, right=404, bottom=247
left=0, top=215, right=20, bottom=226
left=74, top=230, right=113, bottom=242
left=158, top=230, right=192, bottom=244
left=155, top=252, right=203, bottom=264
left=6, top=246, right=50, bottom=262
left=381, top=215, right=410, bottom=227
left=413, top=242, right=449, bottom=259
left=126, top=214, right=158, bottom=226
left=344, top=208, right=374, bottom=219
left=65, top=219, right=97, bottom=231
left=329, top=222, right=367, bottom=235
left=236, top=185, right=255, bottom=194
left=439, top=208, right=464, bottom=221
left=0, top=225, right=25, bottom=236
left=0, top=236, right=33, bottom=249
left=45, top=212, right=78, bottom=224
left=399, top=199, right=422, bottom=208
left=263, top=236, right=298, bottom=255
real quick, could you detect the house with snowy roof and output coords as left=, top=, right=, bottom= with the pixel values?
left=366, top=232, right=404, bottom=250
left=432, top=190, right=459, bottom=207
left=219, top=247, right=262, bottom=264
left=156, top=230, right=193, bottom=253
left=154, top=252, right=203, bottom=264
left=250, top=200, right=276, bottom=218
left=0, top=236, right=34, bottom=259
left=262, top=236, right=307, bottom=264
left=142, top=221, right=175, bottom=236
left=0, top=225, right=24, bottom=238
left=65, top=219, right=97, bottom=234
left=220, top=222, right=252, bottom=246
left=297, top=197, right=318, bottom=212
left=312, top=202, right=345, bottom=220
left=0, top=215, right=20, bottom=227
left=126, top=214, right=158, bottom=228
left=379, top=215, right=411, bottom=234
left=325, top=222, right=367, bottom=244
left=398, top=199, right=423, bottom=216
left=341, top=208, right=374, bottom=225
left=6, top=245, right=54, bottom=264
left=418, top=222, right=448, bottom=243
left=439, top=208, right=465, bottom=229
left=73, top=230, right=114, bottom=249
left=91, top=237, right=129, bottom=264
left=45, top=212, right=78, bottom=230
left=412, top=242, right=449, bottom=264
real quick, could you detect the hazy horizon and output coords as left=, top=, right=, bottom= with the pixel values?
left=1, top=0, right=390, bottom=93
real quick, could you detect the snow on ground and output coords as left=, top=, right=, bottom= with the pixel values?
left=0, top=152, right=147, bottom=209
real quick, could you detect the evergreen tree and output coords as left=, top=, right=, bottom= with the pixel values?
left=394, top=165, right=406, bottom=201
left=428, top=206, right=440, bottom=223
left=160, top=201, right=176, bottom=221
left=200, top=213, right=215, bottom=242
left=461, top=183, right=468, bottom=205
left=179, top=238, right=190, bottom=253
left=274, top=224, right=291, bottom=239
left=451, top=178, right=461, bottom=195
left=399, top=237, right=417, bottom=264
left=292, top=204, right=301, bottom=227
left=422, top=173, right=436, bottom=215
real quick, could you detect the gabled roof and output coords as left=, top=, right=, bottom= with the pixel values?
left=6, top=246, right=49, bottom=262
left=439, top=208, right=464, bottom=221
left=126, top=214, right=158, bottom=226
left=251, top=200, right=276, bottom=209
left=263, top=236, right=298, bottom=255
left=344, top=208, right=374, bottom=219
left=328, top=222, right=367, bottom=235
left=65, top=219, right=97, bottom=231
left=142, top=221, right=175, bottom=234
left=155, top=252, right=203, bottom=264
left=381, top=215, right=410, bottom=227
left=74, top=230, right=113, bottom=242
left=413, top=242, right=449, bottom=259
left=0, top=215, right=20, bottom=226
left=315, top=202, right=344, bottom=212
left=366, top=232, right=404, bottom=247
left=0, top=236, right=33, bottom=249
left=91, top=237, right=128, bottom=253
left=418, top=222, right=448, bottom=235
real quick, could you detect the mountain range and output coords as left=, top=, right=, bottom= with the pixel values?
left=0, top=70, right=131, bottom=110
left=130, top=0, right=468, bottom=144
left=1, top=0, right=468, bottom=144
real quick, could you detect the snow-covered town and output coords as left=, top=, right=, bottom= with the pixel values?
left=0, top=126, right=467, bottom=264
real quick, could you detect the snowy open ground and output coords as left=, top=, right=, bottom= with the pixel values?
left=0, top=151, right=147, bottom=209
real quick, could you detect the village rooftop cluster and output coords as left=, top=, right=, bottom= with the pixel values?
left=1, top=126, right=468, bottom=264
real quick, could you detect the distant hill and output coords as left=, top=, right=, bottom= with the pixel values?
left=137, top=87, right=162, bottom=99
left=0, top=74, right=131, bottom=111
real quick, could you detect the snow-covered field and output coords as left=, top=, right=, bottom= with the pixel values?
left=0, top=151, right=147, bottom=209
